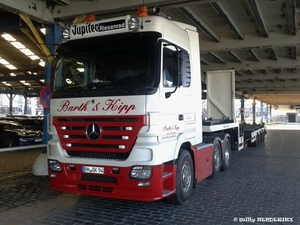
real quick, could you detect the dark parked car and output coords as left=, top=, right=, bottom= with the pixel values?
left=0, top=120, right=43, bottom=147
left=3, top=116, right=43, bottom=131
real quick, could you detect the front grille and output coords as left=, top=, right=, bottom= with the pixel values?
left=77, top=184, right=113, bottom=193
left=66, top=151, right=129, bottom=160
left=82, top=174, right=116, bottom=183
left=54, top=115, right=145, bottom=160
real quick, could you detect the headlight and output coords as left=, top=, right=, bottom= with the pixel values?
left=128, top=17, right=140, bottom=30
left=48, top=160, right=62, bottom=172
left=16, top=131, right=26, bottom=136
left=130, top=166, right=152, bottom=179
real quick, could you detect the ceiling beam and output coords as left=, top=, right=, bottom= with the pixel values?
left=236, top=80, right=300, bottom=87
left=200, top=32, right=300, bottom=52
left=0, top=88, right=41, bottom=94
left=236, top=74, right=300, bottom=80
left=227, top=51, right=242, bottom=63
left=245, top=88, right=300, bottom=94
left=290, top=46, right=297, bottom=60
left=246, top=0, right=268, bottom=38
left=210, top=2, right=243, bottom=40
left=54, top=0, right=214, bottom=21
left=0, top=0, right=196, bottom=23
left=247, top=49, right=259, bottom=62
left=267, top=48, right=277, bottom=61
left=0, top=75, right=44, bottom=82
left=0, top=0, right=53, bottom=23
left=287, top=0, right=296, bottom=36
left=208, top=53, right=225, bottom=64
left=179, top=6, right=220, bottom=42
left=201, top=57, right=300, bottom=71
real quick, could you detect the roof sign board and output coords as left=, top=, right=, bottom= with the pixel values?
left=70, top=16, right=129, bottom=40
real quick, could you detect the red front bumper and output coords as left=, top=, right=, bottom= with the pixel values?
left=49, top=162, right=175, bottom=202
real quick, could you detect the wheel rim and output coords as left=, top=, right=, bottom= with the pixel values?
left=214, top=148, right=221, bottom=170
left=181, top=162, right=192, bottom=192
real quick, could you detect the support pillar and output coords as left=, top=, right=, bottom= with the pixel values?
left=252, top=99, right=256, bottom=124
left=266, top=104, right=269, bottom=122
left=41, top=24, right=62, bottom=153
left=240, top=95, right=245, bottom=123
left=24, top=96, right=28, bottom=114
left=6, top=93, right=17, bottom=115
left=260, top=102, right=263, bottom=123
left=33, top=24, right=62, bottom=176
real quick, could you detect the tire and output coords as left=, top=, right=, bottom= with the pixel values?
left=168, top=150, right=194, bottom=205
left=211, top=138, right=222, bottom=177
left=252, top=134, right=260, bottom=147
left=260, top=131, right=265, bottom=143
left=220, top=136, right=231, bottom=171
left=5, top=136, right=17, bottom=147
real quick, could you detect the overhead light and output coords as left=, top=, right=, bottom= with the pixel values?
left=10, top=41, right=26, bottom=49
left=9, top=73, right=16, bottom=76
left=0, top=58, right=9, bottom=65
left=40, top=28, right=46, bottom=35
left=5, top=65, right=17, bottom=70
left=39, top=61, right=45, bottom=67
left=1, top=33, right=41, bottom=66
left=29, top=55, right=40, bottom=60
left=1, top=33, right=16, bottom=41
left=0, top=58, right=17, bottom=70
left=20, top=48, right=34, bottom=55
left=2, top=81, right=12, bottom=86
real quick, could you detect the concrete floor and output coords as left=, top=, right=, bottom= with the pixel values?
left=0, top=124, right=299, bottom=225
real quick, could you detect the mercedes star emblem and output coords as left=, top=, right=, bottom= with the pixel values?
left=86, top=123, right=101, bottom=140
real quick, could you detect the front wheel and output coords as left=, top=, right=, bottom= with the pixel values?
left=168, top=150, right=194, bottom=205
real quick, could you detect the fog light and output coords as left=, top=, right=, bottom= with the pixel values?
left=48, top=160, right=62, bottom=172
left=130, top=166, right=152, bottom=179
left=138, top=182, right=150, bottom=187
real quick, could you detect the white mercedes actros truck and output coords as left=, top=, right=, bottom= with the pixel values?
left=47, top=6, right=266, bottom=204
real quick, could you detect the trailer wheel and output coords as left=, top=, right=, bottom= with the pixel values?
left=252, top=134, right=260, bottom=147
left=260, top=131, right=265, bottom=143
left=211, top=139, right=222, bottom=177
left=168, top=150, right=194, bottom=205
left=221, top=136, right=231, bottom=171
left=261, top=131, right=265, bottom=143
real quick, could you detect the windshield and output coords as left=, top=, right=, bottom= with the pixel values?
left=52, top=32, right=160, bottom=98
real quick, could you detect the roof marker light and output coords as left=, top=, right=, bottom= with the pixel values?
left=138, top=5, right=148, bottom=17
left=86, top=15, right=97, bottom=22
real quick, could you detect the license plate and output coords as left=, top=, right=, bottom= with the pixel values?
left=82, top=166, right=104, bottom=174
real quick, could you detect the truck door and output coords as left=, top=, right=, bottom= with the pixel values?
left=159, top=43, right=196, bottom=152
